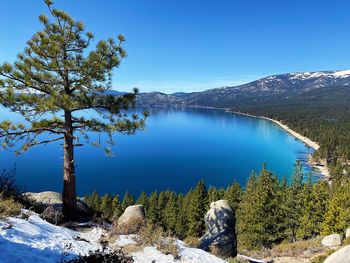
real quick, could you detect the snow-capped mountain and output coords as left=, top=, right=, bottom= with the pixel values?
left=136, top=70, right=350, bottom=107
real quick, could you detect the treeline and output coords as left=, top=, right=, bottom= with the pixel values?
left=85, top=162, right=350, bottom=250
left=233, top=86, right=350, bottom=171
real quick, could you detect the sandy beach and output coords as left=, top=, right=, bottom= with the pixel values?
left=230, top=111, right=331, bottom=179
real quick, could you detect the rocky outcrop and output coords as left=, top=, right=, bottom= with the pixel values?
left=24, top=191, right=91, bottom=221
left=322, top=234, right=342, bottom=249
left=346, top=228, right=350, bottom=239
left=324, top=245, right=350, bottom=263
left=200, top=199, right=237, bottom=258
left=118, top=205, right=146, bottom=226
left=25, top=191, right=62, bottom=205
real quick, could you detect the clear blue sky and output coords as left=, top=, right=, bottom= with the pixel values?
left=1, top=0, right=350, bottom=93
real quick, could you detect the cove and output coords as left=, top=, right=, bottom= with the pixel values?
left=0, top=107, right=317, bottom=197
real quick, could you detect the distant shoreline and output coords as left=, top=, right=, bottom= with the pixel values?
left=230, top=111, right=330, bottom=179
left=185, top=105, right=330, bottom=179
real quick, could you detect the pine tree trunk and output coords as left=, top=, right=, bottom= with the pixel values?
left=62, top=110, right=77, bottom=219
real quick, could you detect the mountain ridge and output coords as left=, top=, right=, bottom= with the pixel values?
left=133, top=69, right=350, bottom=108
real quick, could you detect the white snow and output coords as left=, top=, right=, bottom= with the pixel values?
left=0, top=210, right=104, bottom=263
left=332, top=69, right=350, bottom=77
left=176, top=241, right=228, bottom=263
left=0, top=211, right=229, bottom=263
left=114, top=236, right=228, bottom=263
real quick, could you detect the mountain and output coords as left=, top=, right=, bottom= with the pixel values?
left=136, top=70, right=350, bottom=108
left=171, top=92, right=188, bottom=97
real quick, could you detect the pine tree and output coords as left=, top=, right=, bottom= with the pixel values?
left=285, top=161, right=304, bottom=242
left=310, top=180, right=330, bottom=235
left=146, top=192, right=159, bottom=225
left=85, top=190, right=101, bottom=212
left=0, top=0, right=147, bottom=219
left=112, top=195, right=122, bottom=218
left=163, top=192, right=178, bottom=233
left=237, top=164, right=284, bottom=249
left=297, top=175, right=314, bottom=239
left=175, top=194, right=189, bottom=239
left=323, top=177, right=350, bottom=234
left=136, top=191, right=148, bottom=209
left=236, top=172, right=259, bottom=249
left=187, top=180, right=208, bottom=237
left=224, top=182, right=242, bottom=211
left=100, top=194, right=113, bottom=218
left=121, top=191, right=135, bottom=211
left=157, top=190, right=170, bottom=228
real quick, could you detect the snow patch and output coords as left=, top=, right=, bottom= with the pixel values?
left=0, top=211, right=229, bottom=263
left=0, top=211, right=103, bottom=262
left=333, top=69, right=350, bottom=77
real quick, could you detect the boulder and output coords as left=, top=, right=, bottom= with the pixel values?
left=25, top=191, right=62, bottom=205
left=324, top=245, right=350, bottom=263
left=200, top=199, right=237, bottom=258
left=118, top=205, right=146, bottom=226
left=41, top=204, right=64, bottom=225
left=322, top=234, right=342, bottom=249
left=346, top=228, right=350, bottom=239
left=25, top=191, right=92, bottom=222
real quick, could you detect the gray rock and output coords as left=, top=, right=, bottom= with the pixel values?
left=346, top=228, right=350, bottom=239
left=322, top=234, right=342, bottom=249
left=200, top=199, right=237, bottom=258
left=25, top=191, right=92, bottom=221
left=41, top=204, right=64, bottom=225
left=324, top=245, right=350, bottom=263
left=25, top=191, right=62, bottom=205
left=118, top=205, right=146, bottom=226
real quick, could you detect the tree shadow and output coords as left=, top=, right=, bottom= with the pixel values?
left=0, top=235, right=79, bottom=262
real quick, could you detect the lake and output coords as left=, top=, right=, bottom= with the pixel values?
left=0, top=107, right=317, bottom=197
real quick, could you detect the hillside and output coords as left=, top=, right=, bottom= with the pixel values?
left=135, top=70, right=350, bottom=108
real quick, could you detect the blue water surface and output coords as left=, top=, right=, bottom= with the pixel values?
left=0, top=107, right=315, bottom=196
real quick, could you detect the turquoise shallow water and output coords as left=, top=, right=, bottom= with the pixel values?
left=0, top=107, right=316, bottom=196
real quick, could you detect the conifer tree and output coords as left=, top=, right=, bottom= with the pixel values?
left=112, top=195, right=122, bottom=218
left=285, top=161, right=304, bottom=242
left=157, top=190, right=171, bottom=228
left=224, top=182, right=242, bottom=212
left=175, top=194, right=189, bottom=239
left=85, top=190, right=101, bottom=212
left=146, top=192, right=159, bottom=225
left=163, top=192, right=178, bottom=233
left=310, top=180, right=330, bottom=235
left=236, top=172, right=258, bottom=249
left=237, top=165, right=284, bottom=249
left=136, top=191, right=149, bottom=209
left=187, top=180, right=208, bottom=237
left=121, top=191, right=135, bottom=211
left=323, top=178, right=350, bottom=234
left=297, top=175, right=314, bottom=239
left=100, top=194, right=113, bottom=218
left=0, top=0, right=147, bottom=219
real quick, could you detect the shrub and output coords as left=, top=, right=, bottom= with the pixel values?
left=41, top=205, right=64, bottom=225
left=64, top=247, right=134, bottom=263
left=0, top=169, right=19, bottom=197
left=136, top=222, right=165, bottom=246
left=184, top=236, right=201, bottom=248
left=0, top=193, right=22, bottom=218
left=158, top=238, right=180, bottom=259
left=112, top=218, right=146, bottom=235
left=310, top=250, right=334, bottom=263
left=269, top=239, right=324, bottom=258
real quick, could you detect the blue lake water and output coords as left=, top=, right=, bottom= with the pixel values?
left=0, top=107, right=316, bottom=197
